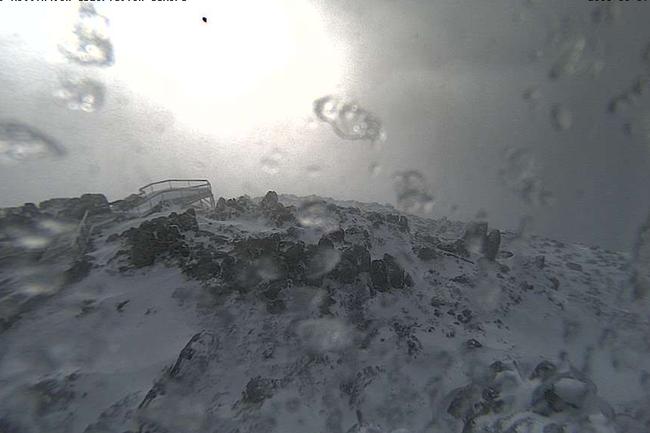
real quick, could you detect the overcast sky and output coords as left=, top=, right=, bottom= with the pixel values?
left=0, top=0, right=649, bottom=252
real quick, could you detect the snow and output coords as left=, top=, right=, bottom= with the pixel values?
left=0, top=193, right=649, bottom=433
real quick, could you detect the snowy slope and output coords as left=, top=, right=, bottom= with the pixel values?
left=0, top=191, right=648, bottom=433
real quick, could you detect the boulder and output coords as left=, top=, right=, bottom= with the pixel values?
left=485, top=229, right=501, bottom=261
left=260, top=191, right=279, bottom=209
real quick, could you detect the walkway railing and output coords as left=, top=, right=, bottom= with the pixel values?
left=136, top=179, right=215, bottom=215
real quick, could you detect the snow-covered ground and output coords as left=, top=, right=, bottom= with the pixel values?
left=0, top=191, right=648, bottom=433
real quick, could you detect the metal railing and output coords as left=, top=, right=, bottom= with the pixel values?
left=136, top=179, right=215, bottom=214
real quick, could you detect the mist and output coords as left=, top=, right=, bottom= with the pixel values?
left=1, top=0, right=649, bottom=251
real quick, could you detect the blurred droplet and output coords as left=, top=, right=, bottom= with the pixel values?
left=296, top=318, right=352, bottom=352
left=591, top=3, right=621, bottom=24
left=631, top=76, right=649, bottom=97
left=260, top=150, right=283, bottom=175
left=608, top=95, right=632, bottom=114
left=297, top=201, right=338, bottom=232
left=551, top=104, right=573, bottom=131
left=313, top=95, right=384, bottom=143
left=59, top=5, right=114, bottom=66
left=393, top=170, right=435, bottom=214
left=254, top=257, right=281, bottom=281
left=15, top=236, right=51, bottom=250
left=305, top=165, right=321, bottom=178
left=307, top=247, right=340, bottom=278
left=55, top=76, right=105, bottom=112
left=499, top=147, right=552, bottom=207
left=522, top=86, right=541, bottom=108
left=0, top=122, right=65, bottom=164
left=549, top=36, right=586, bottom=80
left=369, top=162, right=382, bottom=177
left=588, top=59, right=605, bottom=78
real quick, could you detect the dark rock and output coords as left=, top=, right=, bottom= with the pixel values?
left=415, top=246, right=438, bottom=261
left=260, top=191, right=279, bottom=209
left=331, top=245, right=370, bottom=284
left=234, top=234, right=281, bottom=260
left=242, top=376, right=277, bottom=404
left=216, top=197, right=227, bottom=210
left=447, top=384, right=488, bottom=421
left=485, top=229, right=501, bottom=261
left=370, top=254, right=411, bottom=291
left=63, top=255, right=93, bottom=285
left=366, top=212, right=385, bottom=227
left=463, top=221, right=488, bottom=253
left=498, top=250, right=514, bottom=259
left=121, top=209, right=197, bottom=268
left=182, top=248, right=222, bottom=281
left=530, top=360, right=557, bottom=381
left=318, top=236, right=334, bottom=249
left=370, top=259, right=388, bottom=291
left=328, top=228, right=345, bottom=243
left=58, top=194, right=111, bottom=220
left=451, top=274, right=472, bottom=285
left=430, top=296, right=447, bottom=307
left=384, top=254, right=405, bottom=288
left=266, top=299, right=286, bottom=314
left=398, top=216, right=409, bottom=232
left=566, top=262, right=583, bottom=272
left=465, top=339, right=483, bottom=349
left=548, top=276, right=560, bottom=290
left=110, top=193, right=145, bottom=212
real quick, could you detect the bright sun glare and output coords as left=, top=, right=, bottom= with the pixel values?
left=107, top=0, right=347, bottom=138
left=6, top=0, right=348, bottom=139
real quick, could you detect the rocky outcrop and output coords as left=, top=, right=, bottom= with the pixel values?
left=40, top=194, right=111, bottom=220
left=109, top=193, right=144, bottom=212
left=120, top=209, right=198, bottom=268
left=444, top=360, right=615, bottom=433
left=370, top=254, right=413, bottom=291
left=210, top=191, right=295, bottom=226
left=462, top=222, right=501, bottom=261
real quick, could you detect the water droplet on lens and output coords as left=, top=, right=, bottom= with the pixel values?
left=297, top=201, right=338, bottom=233
left=499, top=147, right=552, bottom=207
left=393, top=170, right=435, bottom=214
left=369, top=162, right=382, bottom=177
left=305, top=165, right=321, bottom=178
left=59, top=5, right=114, bottom=66
left=0, top=122, right=65, bottom=164
left=313, top=95, right=384, bottom=143
left=548, top=36, right=586, bottom=80
left=260, top=150, right=283, bottom=175
left=55, top=76, right=105, bottom=112
left=550, top=104, right=573, bottom=131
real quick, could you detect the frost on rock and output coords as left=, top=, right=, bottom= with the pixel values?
left=313, top=95, right=385, bottom=143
